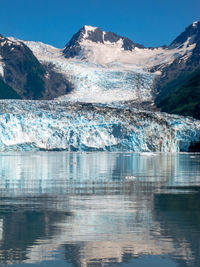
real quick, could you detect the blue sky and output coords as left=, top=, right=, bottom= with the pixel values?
left=0, top=0, right=199, bottom=48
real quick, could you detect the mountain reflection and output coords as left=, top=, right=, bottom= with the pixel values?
left=154, top=194, right=200, bottom=267
left=0, top=152, right=199, bottom=267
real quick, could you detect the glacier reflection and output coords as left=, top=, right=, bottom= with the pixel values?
left=0, top=153, right=199, bottom=267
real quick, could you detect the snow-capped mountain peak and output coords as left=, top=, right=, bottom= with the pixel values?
left=84, top=25, right=97, bottom=30
left=83, top=25, right=98, bottom=35
left=170, top=20, right=200, bottom=48
left=63, top=25, right=145, bottom=59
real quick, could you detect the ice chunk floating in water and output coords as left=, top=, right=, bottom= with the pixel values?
left=0, top=100, right=199, bottom=152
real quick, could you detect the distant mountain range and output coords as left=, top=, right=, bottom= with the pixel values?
left=0, top=21, right=199, bottom=119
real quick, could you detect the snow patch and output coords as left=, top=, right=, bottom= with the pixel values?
left=23, top=40, right=62, bottom=60
left=0, top=56, right=4, bottom=78
left=84, top=25, right=97, bottom=32
left=83, top=25, right=98, bottom=39
left=0, top=64, right=4, bottom=78
left=6, top=37, right=22, bottom=46
left=192, top=21, right=199, bottom=27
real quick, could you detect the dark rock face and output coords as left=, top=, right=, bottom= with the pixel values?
left=87, top=27, right=104, bottom=43
left=187, top=39, right=200, bottom=67
left=63, top=25, right=144, bottom=58
left=104, top=32, right=121, bottom=43
left=154, top=21, right=200, bottom=119
left=0, top=78, right=21, bottom=99
left=63, top=28, right=84, bottom=58
left=170, top=21, right=200, bottom=48
left=0, top=36, right=46, bottom=99
left=122, top=37, right=144, bottom=50
left=0, top=35, right=73, bottom=100
left=43, top=63, right=74, bottom=100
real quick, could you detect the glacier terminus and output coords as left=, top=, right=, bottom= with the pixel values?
left=0, top=100, right=199, bottom=152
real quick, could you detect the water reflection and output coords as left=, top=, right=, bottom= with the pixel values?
left=0, top=153, right=199, bottom=267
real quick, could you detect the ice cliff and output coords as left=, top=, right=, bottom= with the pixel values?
left=0, top=100, right=199, bottom=152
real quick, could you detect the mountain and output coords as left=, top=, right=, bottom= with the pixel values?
left=153, top=21, right=200, bottom=91
left=0, top=21, right=199, bottom=118
left=62, top=25, right=183, bottom=68
left=18, top=23, right=197, bottom=107
left=63, top=25, right=144, bottom=58
left=0, top=35, right=73, bottom=100
left=170, top=21, right=200, bottom=48
left=154, top=21, right=200, bottom=118
left=0, top=35, right=44, bottom=99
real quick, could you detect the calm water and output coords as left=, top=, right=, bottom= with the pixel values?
left=0, top=152, right=199, bottom=267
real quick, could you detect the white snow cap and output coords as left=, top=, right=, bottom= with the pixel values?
left=83, top=25, right=98, bottom=32
left=192, top=20, right=199, bottom=27
left=82, top=25, right=98, bottom=39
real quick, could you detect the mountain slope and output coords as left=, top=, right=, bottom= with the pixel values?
left=0, top=35, right=73, bottom=100
left=154, top=21, right=200, bottom=119
left=0, top=78, right=21, bottom=99
left=155, top=67, right=200, bottom=119
left=153, top=21, right=200, bottom=92
left=170, top=21, right=200, bottom=48
left=0, top=35, right=46, bottom=99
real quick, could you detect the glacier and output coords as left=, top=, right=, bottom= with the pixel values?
left=22, top=38, right=195, bottom=104
left=55, top=61, right=155, bottom=103
left=0, top=100, right=199, bottom=152
left=1, top=35, right=199, bottom=152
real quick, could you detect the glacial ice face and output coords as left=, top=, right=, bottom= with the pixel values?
left=0, top=100, right=199, bottom=152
